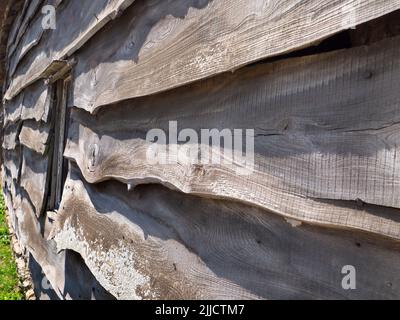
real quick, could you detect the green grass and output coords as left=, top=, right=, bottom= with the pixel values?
left=0, top=193, right=23, bottom=300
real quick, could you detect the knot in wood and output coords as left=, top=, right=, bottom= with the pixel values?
left=88, top=143, right=99, bottom=172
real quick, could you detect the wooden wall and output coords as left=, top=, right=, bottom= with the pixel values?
left=2, top=0, right=400, bottom=299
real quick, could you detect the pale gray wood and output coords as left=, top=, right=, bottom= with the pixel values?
left=6, top=0, right=400, bottom=104
left=3, top=0, right=135, bottom=101
left=19, top=120, right=51, bottom=155
left=7, top=0, right=48, bottom=79
left=20, top=146, right=49, bottom=216
left=70, top=0, right=400, bottom=112
left=7, top=0, right=47, bottom=78
left=3, top=0, right=400, bottom=302
left=3, top=80, right=51, bottom=126
left=3, top=92, right=24, bottom=125
left=0, top=172, right=109, bottom=300
left=2, top=119, right=50, bottom=155
left=6, top=0, right=31, bottom=57
left=50, top=164, right=400, bottom=299
left=7, top=0, right=45, bottom=56
left=65, top=35, right=400, bottom=239
left=20, top=81, right=52, bottom=122
left=3, top=147, right=22, bottom=183
left=47, top=80, right=62, bottom=211
left=2, top=122, right=22, bottom=150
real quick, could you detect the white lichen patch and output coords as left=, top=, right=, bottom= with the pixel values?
left=53, top=217, right=150, bottom=300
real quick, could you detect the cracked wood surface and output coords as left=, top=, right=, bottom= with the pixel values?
left=3, top=0, right=135, bottom=101
left=50, top=164, right=400, bottom=299
left=65, top=35, right=400, bottom=239
left=70, top=0, right=400, bottom=112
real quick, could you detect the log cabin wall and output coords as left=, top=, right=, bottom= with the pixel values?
left=1, top=0, right=400, bottom=299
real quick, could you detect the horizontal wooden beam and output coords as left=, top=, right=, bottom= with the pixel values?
left=20, top=146, right=50, bottom=216
left=50, top=165, right=400, bottom=299
left=3, top=80, right=51, bottom=126
left=65, top=35, right=400, bottom=239
left=3, top=0, right=135, bottom=101
left=71, top=0, right=400, bottom=112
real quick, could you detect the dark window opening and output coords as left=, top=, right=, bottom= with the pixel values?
left=47, top=75, right=71, bottom=211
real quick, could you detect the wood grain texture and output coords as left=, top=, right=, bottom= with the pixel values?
left=3, top=120, right=50, bottom=155
left=65, top=36, right=400, bottom=239
left=3, top=80, right=52, bottom=125
left=11, top=186, right=108, bottom=300
left=3, top=93, right=24, bottom=125
left=50, top=164, right=400, bottom=299
left=5, top=0, right=32, bottom=58
left=6, top=0, right=53, bottom=79
left=19, top=120, right=51, bottom=155
left=0, top=0, right=24, bottom=87
left=6, top=184, right=116, bottom=300
left=70, top=0, right=400, bottom=112
left=3, top=147, right=22, bottom=184
left=13, top=194, right=65, bottom=299
left=1, top=169, right=18, bottom=234
left=20, top=146, right=49, bottom=217
left=4, top=0, right=400, bottom=301
left=2, top=122, right=22, bottom=151
left=2, top=158, right=115, bottom=300
left=3, top=0, right=135, bottom=101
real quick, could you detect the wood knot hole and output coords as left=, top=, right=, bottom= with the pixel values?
left=88, top=143, right=99, bottom=172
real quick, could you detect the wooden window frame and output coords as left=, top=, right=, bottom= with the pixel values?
left=48, top=75, right=71, bottom=210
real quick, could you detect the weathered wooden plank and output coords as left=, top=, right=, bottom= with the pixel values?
left=3, top=147, right=22, bottom=183
left=55, top=78, right=69, bottom=207
left=0, top=0, right=25, bottom=84
left=19, top=120, right=51, bottom=155
left=65, top=35, right=400, bottom=239
left=7, top=0, right=46, bottom=71
left=4, top=81, right=52, bottom=125
left=28, top=249, right=116, bottom=300
left=68, top=0, right=400, bottom=112
left=20, top=80, right=52, bottom=121
left=1, top=166, right=19, bottom=214
left=61, top=250, right=116, bottom=300
left=1, top=169, right=17, bottom=234
left=3, top=0, right=135, bottom=101
left=3, top=92, right=24, bottom=125
left=5, top=0, right=31, bottom=56
left=3, top=179, right=115, bottom=299
left=349, top=9, right=400, bottom=46
left=2, top=122, right=22, bottom=150
left=20, top=146, right=49, bottom=216
left=12, top=191, right=66, bottom=299
left=7, top=0, right=61, bottom=80
left=50, top=165, right=400, bottom=299
left=12, top=189, right=115, bottom=299
left=2, top=118, right=49, bottom=154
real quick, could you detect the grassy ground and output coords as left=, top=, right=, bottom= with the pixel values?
left=0, top=193, right=23, bottom=300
